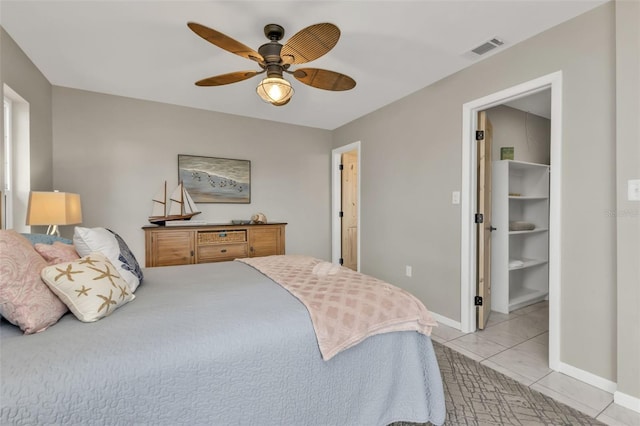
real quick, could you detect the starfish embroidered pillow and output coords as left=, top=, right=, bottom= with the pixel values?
left=41, top=252, right=135, bottom=323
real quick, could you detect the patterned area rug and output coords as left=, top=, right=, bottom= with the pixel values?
left=391, top=342, right=604, bottom=426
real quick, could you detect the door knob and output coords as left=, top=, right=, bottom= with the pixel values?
left=489, top=226, right=497, bottom=232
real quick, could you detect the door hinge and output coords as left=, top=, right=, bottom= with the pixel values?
left=474, top=296, right=483, bottom=306
left=474, top=213, right=484, bottom=224
left=339, top=258, right=344, bottom=265
left=476, top=130, right=485, bottom=141
left=339, top=164, right=344, bottom=170
left=339, top=211, right=344, bottom=218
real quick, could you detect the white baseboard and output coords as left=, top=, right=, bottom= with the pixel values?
left=430, top=312, right=461, bottom=330
left=432, top=312, right=639, bottom=415
left=614, top=391, right=640, bottom=414
left=431, top=312, right=638, bottom=414
left=558, top=361, right=617, bottom=394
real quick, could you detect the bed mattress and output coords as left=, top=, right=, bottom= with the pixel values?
left=0, top=260, right=445, bottom=426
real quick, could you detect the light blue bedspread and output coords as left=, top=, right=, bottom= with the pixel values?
left=1, top=261, right=445, bottom=425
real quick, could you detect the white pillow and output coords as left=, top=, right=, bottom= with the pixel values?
left=41, top=252, right=135, bottom=322
left=73, top=227, right=143, bottom=292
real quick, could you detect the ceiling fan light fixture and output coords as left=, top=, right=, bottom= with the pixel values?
left=256, top=77, right=294, bottom=106
left=189, top=22, right=355, bottom=102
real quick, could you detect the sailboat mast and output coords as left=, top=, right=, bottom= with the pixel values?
left=180, top=181, right=185, bottom=216
left=163, top=181, right=167, bottom=217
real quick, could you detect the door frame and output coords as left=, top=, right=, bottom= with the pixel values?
left=460, top=71, right=562, bottom=371
left=331, top=141, right=361, bottom=270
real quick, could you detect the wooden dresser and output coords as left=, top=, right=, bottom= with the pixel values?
left=143, top=223, right=286, bottom=267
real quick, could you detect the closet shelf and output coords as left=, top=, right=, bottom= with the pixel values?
left=508, top=258, right=548, bottom=271
left=508, top=287, right=548, bottom=312
left=509, top=228, right=548, bottom=235
left=509, top=196, right=549, bottom=200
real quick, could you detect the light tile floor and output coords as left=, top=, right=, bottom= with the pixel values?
left=431, top=301, right=640, bottom=426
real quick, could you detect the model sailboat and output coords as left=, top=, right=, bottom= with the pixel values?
left=149, top=181, right=201, bottom=225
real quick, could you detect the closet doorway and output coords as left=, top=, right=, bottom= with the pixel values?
left=477, top=94, right=552, bottom=331
left=460, top=72, right=562, bottom=371
left=462, top=92, right=554, bottom=382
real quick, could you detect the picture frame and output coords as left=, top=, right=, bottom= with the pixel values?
left=500, top=147, right=514, bottom=160
left=178, top=154, right=251, bottom=203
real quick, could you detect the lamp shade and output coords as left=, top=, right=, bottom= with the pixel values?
left=26, top=191, right=82, bottom=226
left=256, top=77, right=294, bottom=105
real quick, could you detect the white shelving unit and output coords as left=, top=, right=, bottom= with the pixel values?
left=491, top=160, right=550, bottom=314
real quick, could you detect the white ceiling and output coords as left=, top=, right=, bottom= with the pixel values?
left=1, top=1, right=605, bottom=130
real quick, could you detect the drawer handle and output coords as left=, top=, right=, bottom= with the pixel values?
left=220, top=249, right=227, bottom=253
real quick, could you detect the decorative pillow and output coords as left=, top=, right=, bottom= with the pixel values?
left=0, top=230, right=68, bottom=334
left=21, top=233, right=73, bottom=245
left=41, top=252, right=135, bottom=322
left=35, top=242, right=80, bottom=265
left=73, top=227, right=143, bottom=292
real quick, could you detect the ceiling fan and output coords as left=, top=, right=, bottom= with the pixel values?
left=187, top=22, right=356, bottom=106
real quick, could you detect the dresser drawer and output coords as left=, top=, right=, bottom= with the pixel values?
left=197, top=243, right=248, bottom=262
left=198, top=230, right=246, bottom=245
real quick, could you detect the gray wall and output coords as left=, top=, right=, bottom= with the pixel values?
left=486, top=105, right=550, bottom=165
left=52, top=87, right=333, bottom=263
left=333, top=4, right=617, bottom=382
left=0, top=28, right=52, bottom=192
left=0, top=28, right=53, bottom=232
left=615, top=0, right=640, bottom=401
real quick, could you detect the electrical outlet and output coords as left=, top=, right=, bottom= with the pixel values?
left=452, top=191, right=460, bottom=205
left=628, top=179, right=640, bottom=201
left=405, top=265, right=412, bottom=277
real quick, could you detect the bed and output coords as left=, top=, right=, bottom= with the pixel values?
left=0, top=231, right=445, bottom=426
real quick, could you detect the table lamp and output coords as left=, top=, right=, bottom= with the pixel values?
left=26, top=191, right=82, bottom=236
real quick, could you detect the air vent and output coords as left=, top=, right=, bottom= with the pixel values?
left=471, top=37, right=505, bottom=56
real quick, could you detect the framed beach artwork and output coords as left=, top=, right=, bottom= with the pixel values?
left=178, top=154, right=251, bottom=203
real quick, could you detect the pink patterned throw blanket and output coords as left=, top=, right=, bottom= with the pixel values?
left=237, top=255, right=438, bottom=360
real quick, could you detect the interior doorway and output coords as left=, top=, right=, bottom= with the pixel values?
left=460, top=71, right=562, bottom=371
left=331, top=141, right=361, bottom=271
left=477, top=94, right=553, bottom=331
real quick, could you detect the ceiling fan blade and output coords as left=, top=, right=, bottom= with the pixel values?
left=281, top=23, right=340, bottom=65
left=188, top=22, right=263, bottom=63
left=195, top=70, right=262, bottom=87
left=292, top=68, right=356, bottom=91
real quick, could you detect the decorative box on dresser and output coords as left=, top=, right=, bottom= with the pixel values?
left=143, top=223, right=286, bottom=267
left=491, top=160, right=550, bottom=314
